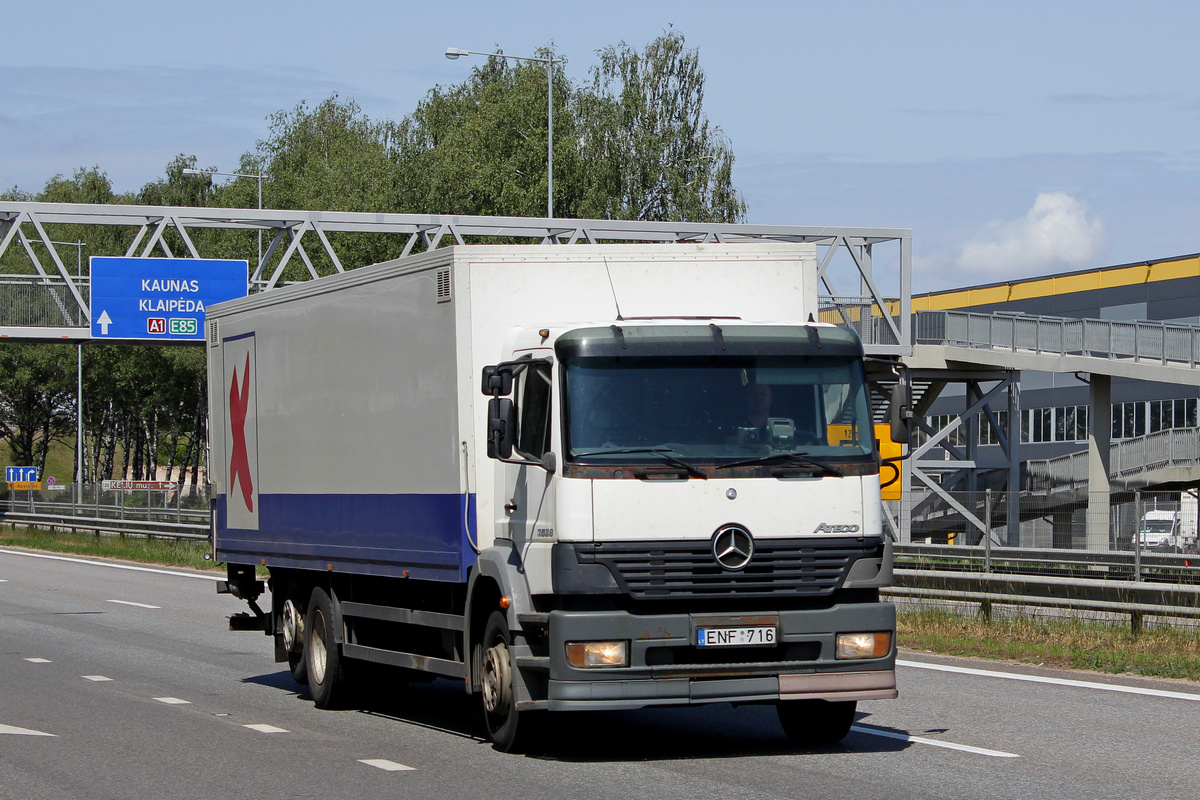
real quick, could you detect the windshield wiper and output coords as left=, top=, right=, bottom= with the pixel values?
left=573, top=447, right=708, bottom=479
left=715, top=452, right=844, bottom=476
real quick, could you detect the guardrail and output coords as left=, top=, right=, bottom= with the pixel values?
left=4, top=505, right=1197, bottom=630
left=892, top=542, right=1200, bottom=631
left=0, top=510, right=209, bottom=541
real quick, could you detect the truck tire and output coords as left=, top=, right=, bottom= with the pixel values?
left=776, top=699, right=857, bottom=746
left=287, top=651, right=308, bottom=685
left=305, top=587, right=348, bottom=709
left=479, top=610, right=537, bottom=751
left=282, top=597, right=308, bottom=685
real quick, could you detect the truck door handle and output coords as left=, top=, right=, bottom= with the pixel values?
left=504, top=502, right=518, bottom=513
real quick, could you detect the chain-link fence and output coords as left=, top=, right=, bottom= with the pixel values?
left=1, top=481, right=210, bottom=524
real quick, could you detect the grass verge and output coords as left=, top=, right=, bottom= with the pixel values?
left=0, top=525, right=216, bottom=572
left=898, top=606, right=1200, bottom=682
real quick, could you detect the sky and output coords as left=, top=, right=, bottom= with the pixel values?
left=2, top=0, right=1198, bottom=293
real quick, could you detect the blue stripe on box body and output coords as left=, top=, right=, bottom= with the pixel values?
left=215, top=493, right=477, bottom=582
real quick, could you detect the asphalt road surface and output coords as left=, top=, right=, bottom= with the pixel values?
left=2, top=546, right=1198, bottom=800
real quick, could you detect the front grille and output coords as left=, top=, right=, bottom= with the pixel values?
left=577, top=537, right=879, bottom=600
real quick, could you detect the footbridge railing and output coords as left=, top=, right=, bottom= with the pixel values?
left=914, top=310, right=1200, bottom=369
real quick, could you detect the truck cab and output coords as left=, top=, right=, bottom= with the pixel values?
left=479, top=319, right=898, bottom=748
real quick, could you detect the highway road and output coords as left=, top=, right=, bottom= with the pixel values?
left=2, top=546, right=1198, bottom=800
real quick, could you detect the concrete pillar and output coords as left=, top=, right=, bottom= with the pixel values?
left=1086, top=374, right=1112, bottom=550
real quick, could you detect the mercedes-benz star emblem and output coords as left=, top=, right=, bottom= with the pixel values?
left=711, top=525, right=754, bottom=571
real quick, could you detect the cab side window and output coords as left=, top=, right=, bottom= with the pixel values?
left=517, top=362, right=553, bottom=459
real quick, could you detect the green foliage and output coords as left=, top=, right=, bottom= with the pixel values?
left=577, top=29, right=746, bottom=222
left=0, top=344, right=76, bottom=472
left=395, top=49, right=575, bottom=218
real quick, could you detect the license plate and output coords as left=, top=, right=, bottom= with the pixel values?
left=696, top=626, right=777, bottom=647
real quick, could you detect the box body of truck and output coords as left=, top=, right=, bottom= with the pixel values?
left=208, top=243, right=898, bottom=749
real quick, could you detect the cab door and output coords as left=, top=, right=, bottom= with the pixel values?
left=497, top=354, right=557, bottom=556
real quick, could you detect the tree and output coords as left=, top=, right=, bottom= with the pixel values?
left=249, top=95, right=405, bottom=276
left=394, top=49, right=578, bottom=218
left=0, top=344, right=75, bottom=474
left=576, top=30, right=746, bottom=222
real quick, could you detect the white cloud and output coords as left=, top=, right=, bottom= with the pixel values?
left=956, top=192, right=1105, bottom=281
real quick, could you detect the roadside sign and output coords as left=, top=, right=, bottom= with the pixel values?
left=102, top=480, right=177, bottom=491
left=90, top=257, right=247, bottom=341
left=5, top=466, right=40, bottom=491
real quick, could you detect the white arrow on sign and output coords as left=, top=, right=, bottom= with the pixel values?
left=96, top=310, right=112, bottom=335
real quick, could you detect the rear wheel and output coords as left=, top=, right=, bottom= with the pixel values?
left=281, top=597, right=307, bottom=685
left=305, top=587, right=349, bottom=709
left=777, top=699, right=857, bottom=746
left=479, top=610, right=538, bottom=752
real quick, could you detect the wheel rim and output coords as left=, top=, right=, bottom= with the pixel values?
left=482, top=641, right=512, bottom=717
left=282, top=599, right=302, bottom=652
left=310, top=609, right=328, bottom=685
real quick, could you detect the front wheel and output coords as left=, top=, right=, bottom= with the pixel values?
left=479, top=610, right=538, bottom=752
left=777, top=699, right=857, bottom=746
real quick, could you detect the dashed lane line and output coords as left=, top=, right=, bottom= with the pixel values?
left=898, top=659, right=1200, bottom=702
left=244, top=724, right=289, bottom=733
left=0, top=548, right=222, bottom=581
left=154, top=697, right=191, bottom=705
left=359, top=759, right=416, bottom=772
left=0, top=723, right=56, bottom=737
left=82, top=675, right=113, bottom=682
left=106, top=599, right=162, bottom=609
left=24, top=658, right=52, bottom=663
left=851, top=724, right=1020, bottom=758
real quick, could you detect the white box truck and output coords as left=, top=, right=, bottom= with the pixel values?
left=1139, top=492, right=1199, bottom=553
left=208, top=243, right=905, bottom=751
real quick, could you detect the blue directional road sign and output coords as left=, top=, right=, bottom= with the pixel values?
left=5, top=466, right=38, bottom=483
left=90, top=257, right=247, bottom=341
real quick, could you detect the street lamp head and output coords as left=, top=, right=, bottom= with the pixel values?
left=445, top=47, right=469, bottom=60
left=181, top=168, right=205, bottom=176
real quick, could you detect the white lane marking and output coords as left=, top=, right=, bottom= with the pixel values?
left=0, top=578, right=8, bottom=582
left=24, top=657, right=52, bottom=663
left=244, top=724, right=288, bottom=733
left=82, top=675, right=113, bottom=682
left=106, top=599, right=161, bottom=609
left=852, top=725, right=1020, bottom=758
left=0, top=723, right=56, bottom=737
left=154, top=697, right=191, bottom=705
left=0, top=548, right=222, bottom=581
left=359, top=758, right=416, bottom=772
left=898, top=659, right=1200, bottom=702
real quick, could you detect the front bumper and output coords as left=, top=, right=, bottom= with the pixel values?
left=538, top=601, right=897, bottom=711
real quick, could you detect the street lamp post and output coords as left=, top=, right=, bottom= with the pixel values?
left=445, top=46, right=556, bottom=219
left=182, top=167, right=266, bottom=266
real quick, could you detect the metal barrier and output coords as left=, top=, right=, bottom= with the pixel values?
left=1026, top=429, right=1200, bottom=491
left=6, top=486, right=1198, bottom=630
left=0, top=510, right=208, bottom=541
left=914, top=309, right=1200, bottom=368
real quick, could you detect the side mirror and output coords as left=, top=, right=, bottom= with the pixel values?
left=487, top=397, right=517, bottom=459
left=888, top=382, right=913, bottom=445
left=481, top=365, right=514, bottom=397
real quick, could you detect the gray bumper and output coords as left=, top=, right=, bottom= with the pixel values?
left=539, top=601, right=897, bottom=711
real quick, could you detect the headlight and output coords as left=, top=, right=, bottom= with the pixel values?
left=836, top=631, right=892, bottom=660
left=566, top=640, right=628, bottom=668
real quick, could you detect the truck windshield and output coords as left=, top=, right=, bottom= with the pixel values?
left=1141, top=520, right=1174, bottom=533
left=562, top=354, right=874, bottom=469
